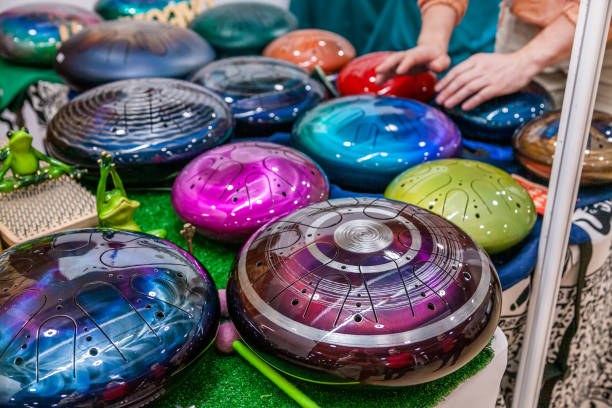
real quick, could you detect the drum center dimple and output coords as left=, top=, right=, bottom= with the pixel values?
left=333, top=219, right=393, bottom=253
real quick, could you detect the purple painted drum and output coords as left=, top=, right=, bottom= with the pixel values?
left=227, top=197, right=501, bottom=386
left=171, top=141, right=330, bottom=243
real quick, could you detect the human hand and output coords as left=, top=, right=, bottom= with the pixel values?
left=375, top=45, right=450, bottom=85
left=435, top=51, right=539, bottom=110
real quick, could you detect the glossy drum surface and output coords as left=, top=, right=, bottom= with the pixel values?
left=189, top=2, right=297, bottom=56
left=513, top=110, right=612, bottom=184
left=46, top=78, right=232, bottom=183
left=337, top=52, right=437, bottom=102
left=0, top=3, right=100, bottom=66
left=385, top=159, right=537, bottom=254
left=172, top=141, right=329, bottom=243
left=54, top=20, right=215, bottom=90
left=263, top=29, right=356, bottom=74
left=444, top=83, right=554, bottom=142
left=191, top=56, right=325, bottom=137
left=227, top=197, right=501, bottom=385
left=95, top=0, right=194, bottom=20
left=291, top=95, right=461, bottom=191
left=0, top=229, right=220, bottom=407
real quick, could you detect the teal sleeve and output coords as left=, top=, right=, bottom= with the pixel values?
left=289, top=0, right=499, bottom=69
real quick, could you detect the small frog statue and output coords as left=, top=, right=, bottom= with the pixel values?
left=97, top=152, right=166, bottom=238
left=0, top=127, right=84, bottom=192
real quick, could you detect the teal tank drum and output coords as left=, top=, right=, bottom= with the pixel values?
left=0, top=3, right=101, bottom=66
left=443, top=83, right=554, bottom=142
left=54, top=20, right=215, bottom=90
left=291, top=95, right=461, bottom=192
left=384, top=159, right=537, bottom=254
left=95, top=0, right=197, bottom=20
left=189, top=2, right=297, bottom=56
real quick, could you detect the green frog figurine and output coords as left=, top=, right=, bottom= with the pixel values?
left=97, top=152, right=166, bottom=238
left=0, top=127, right=84, bottom=192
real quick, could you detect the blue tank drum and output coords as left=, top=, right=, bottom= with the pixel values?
left=443, top=82, right=554, bottom=142
left=191, top=56, right=325, bottom=137
left=0, top=229, right=220, bottom=407
left=189, top=2, right=297, bottom=56
left=45, top=78, right=233, bottom=184
left=291, top=95, right=461, bottom=192
left=0, top=3, right=101, bottom=67
left=54, top=20, right=215, bottom=90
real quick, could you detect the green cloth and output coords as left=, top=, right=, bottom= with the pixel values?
left=289, top=0, right=500, bottom=67
left=0, top=58, right=62, bottom=111
left=129, top=191, right=495, bottom=408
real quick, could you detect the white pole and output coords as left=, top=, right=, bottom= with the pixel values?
left=511, top=1, right=612, bottom=407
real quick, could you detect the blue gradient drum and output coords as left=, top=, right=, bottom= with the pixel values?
left=0, top=3, right=101, bottom=66
left=443, top=83, right=554, bottom=142
left=46, top=78, right=233, bottom=184
left=191, top=56, right=325, bottom=137
left=291, top=95, right=461, bottom=192
left=227, top=197, right=501, bottom=385
left=54, top=20, right=215, bottom=90
left=0, top=229, right=219, bottom=407
left=189, top=2, right=297, bottom=56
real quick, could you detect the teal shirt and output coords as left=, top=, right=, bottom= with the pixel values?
left=289, top=0, right=500, bottom=68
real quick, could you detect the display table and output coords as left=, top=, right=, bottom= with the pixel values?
left=0, top=72, right=610, bottom=407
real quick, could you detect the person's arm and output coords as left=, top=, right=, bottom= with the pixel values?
left=375, top=3, right=464, bottom=84
left=435, top=13, right=575, bottom=110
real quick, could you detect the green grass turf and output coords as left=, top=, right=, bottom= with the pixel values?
left=131, top=191, right=494, bottom=408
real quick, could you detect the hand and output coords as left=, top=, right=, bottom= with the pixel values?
left=435, top=51, right=539, bottom=110
left=375, top=45, right=450, bottom=85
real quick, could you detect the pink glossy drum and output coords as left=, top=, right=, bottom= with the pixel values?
left=171, top=141, right=330, bottom=243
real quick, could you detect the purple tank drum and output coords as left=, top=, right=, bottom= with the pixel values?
left=171, top=141, right=330, bottom=243
left=227, top=197, right=501, bottom=386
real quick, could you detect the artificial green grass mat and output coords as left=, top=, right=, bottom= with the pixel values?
left=131, top=191, right=495, bottom=408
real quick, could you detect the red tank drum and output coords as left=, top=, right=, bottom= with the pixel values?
left=337, top=52, right=437, bottom=101
left=263, top=29, right=355, bottom=74
left=227, top=197, right=501, bottom=386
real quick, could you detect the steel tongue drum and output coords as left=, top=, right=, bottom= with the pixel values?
left=0, top=229, right=219, bottom=407
left=227, top=197, right=501, bottom=386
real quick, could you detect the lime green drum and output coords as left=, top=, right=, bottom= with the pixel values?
left=384, top=159, right=536, bottom=254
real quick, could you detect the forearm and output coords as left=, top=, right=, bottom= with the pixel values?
left=417, top=4, right=458, bottom=53
left=515, top=14, right=575, bottom=74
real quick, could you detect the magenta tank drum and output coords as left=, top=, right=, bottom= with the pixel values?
left=227, top=197, right=501, bottom=386
left=171, top=141, right=330, bottom=243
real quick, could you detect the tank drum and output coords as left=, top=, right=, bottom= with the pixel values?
left=46, top=78, right=233, bottom=184
left=291, top=95, right=461, bottom=192
left=513, top=110, right=612, bottom=184
left=385, top=159, right=537, bottom=254
left=172, top=141, right=329, bottom=243
left=0, top=3, right=100, bottom=66
left=191, top=56, right=324, bottom=137
left=263, top=29, right=356, bottom=74
left=0, top=229, right=219, bottom=407
left=443, top=83, right=554, bottom=142
left=337, top=51, right=436, bottom=102
left=54, top=20, right=215, bottom=90
left=227, top=197, right=501, bottom=386
left=189, top=2, right=297, bottom=56
left=95, top=0, right=196, bottom=20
